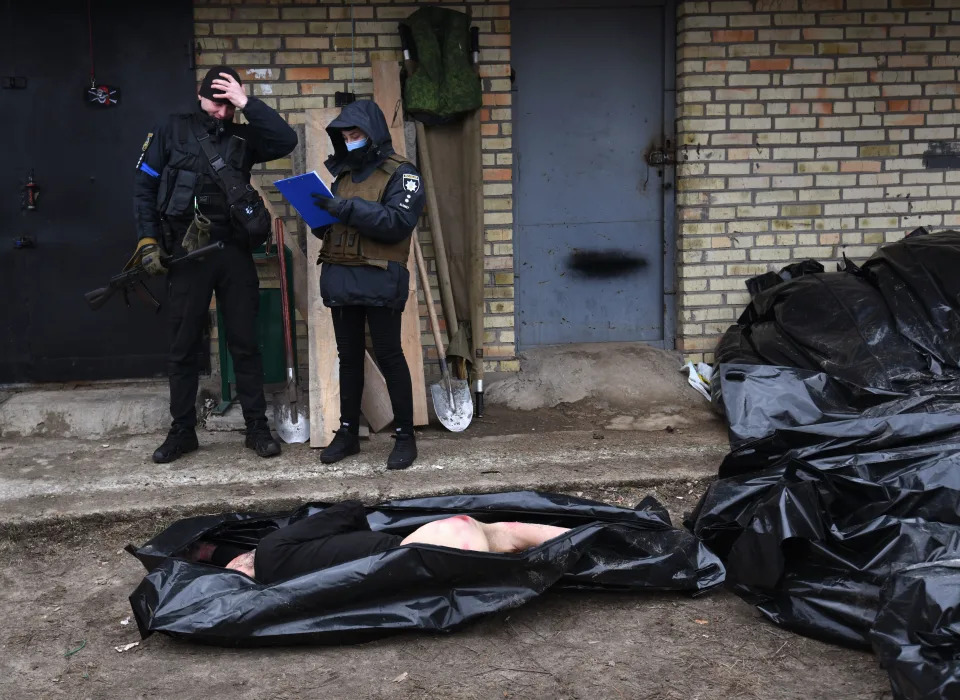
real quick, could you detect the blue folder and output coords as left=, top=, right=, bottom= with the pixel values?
left=273, top=171, right=340, bottom=228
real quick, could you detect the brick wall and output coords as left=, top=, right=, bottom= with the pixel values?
left=193, top=0, right=518, bottom=383
left=194, top=0, right=959, bottom=377
left=676, top=0, right=960, bottom=361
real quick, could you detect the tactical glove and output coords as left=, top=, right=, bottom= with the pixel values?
left=135, top=238, right=167, bottom=276
left=311, top=193, right=345, bottom=218
left=181, top=210, right=212, bottom=253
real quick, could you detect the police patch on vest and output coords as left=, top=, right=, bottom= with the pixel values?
left=402, top=174, right=421, bottom=194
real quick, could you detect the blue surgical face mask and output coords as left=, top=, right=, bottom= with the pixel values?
left=345, top=137, right=368, bottom=152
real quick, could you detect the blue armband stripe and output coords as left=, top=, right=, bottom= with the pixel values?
left=139, top=162, right=160, bottom=178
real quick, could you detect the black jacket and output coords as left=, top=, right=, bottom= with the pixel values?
left=133, top=97, right=298, bottom=244
left=313, top=100, right=426, bottom=310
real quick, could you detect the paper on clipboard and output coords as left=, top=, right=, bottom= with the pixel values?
left=273, top=171, right=340, bottom=228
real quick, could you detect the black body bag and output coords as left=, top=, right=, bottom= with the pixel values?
left=126, top=490, right=725, bottom=646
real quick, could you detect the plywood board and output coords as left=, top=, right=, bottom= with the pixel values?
left=360, top=353, right=394, bottom=432
left=304, top=108, right=342, bottom=447
left=372, top=59, right=428, bottom=426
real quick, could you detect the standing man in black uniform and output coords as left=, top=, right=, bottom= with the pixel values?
left=132, top=66, right=298, bottom=463
left=310, top=100, right=425, bottom=470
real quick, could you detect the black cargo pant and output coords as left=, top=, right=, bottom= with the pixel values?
left=167, top=241, right=266, bottom=430
left=331, top=306, right=414, bottom=434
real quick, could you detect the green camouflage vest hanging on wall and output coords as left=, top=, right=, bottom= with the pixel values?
left=319, top=155, right=412, bottom=269
left=401, top=7, right=481, bottom=123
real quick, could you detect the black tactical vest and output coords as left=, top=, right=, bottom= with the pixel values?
left=156, top=114, right=246, bottom=229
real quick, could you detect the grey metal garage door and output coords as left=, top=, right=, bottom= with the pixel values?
left=513, top=0, right=676, bottom=348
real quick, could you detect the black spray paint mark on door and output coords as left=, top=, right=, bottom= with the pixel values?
left=566, top=250, right=648, bottom=279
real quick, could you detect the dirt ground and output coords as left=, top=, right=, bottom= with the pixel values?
left=0, top=491, right=892, bottom=700
left=427, top=399, right=720, bottom=438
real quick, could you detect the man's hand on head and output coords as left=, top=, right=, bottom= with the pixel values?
left=211, top=72, right=248, bottom=110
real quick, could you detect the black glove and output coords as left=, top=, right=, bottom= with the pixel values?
left=311, top=192, right=345, bottom=218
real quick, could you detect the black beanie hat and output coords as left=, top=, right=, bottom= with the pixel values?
left=198, top=66, right=241, bottom=104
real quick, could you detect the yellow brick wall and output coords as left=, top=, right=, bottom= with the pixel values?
left=200, top=0, right=958, bottom=375
left=676, top=0, right=960, bottom=361
left=195, top=0, right=518, bottom=385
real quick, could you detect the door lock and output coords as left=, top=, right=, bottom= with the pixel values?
left=646, top=147, right=676, bottom=167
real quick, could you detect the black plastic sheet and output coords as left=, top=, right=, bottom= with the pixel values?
left=690, top=366, right=960, bottom=644
left=128, top=491, right=724, bottom=646
left=744, top=259, right=824, bottom=298
left=738, top=272, right=929, bottom=393
left=861, top=229, right=960, bottom=374
left=694, top=230, right=960, bottom=698
left=719, top=230, right=960, bottom=397
left=713, top=364, right=877, bottom=448
left=692, top=381, right=960, bottom=698
left=871, top=559, right=960, bottom=700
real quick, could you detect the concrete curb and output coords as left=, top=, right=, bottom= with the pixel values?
left=0, top=385, right=169, bottom=439
left=0, top=470, right=716, bottom=541
left=0, top=428, right=727, bottom=538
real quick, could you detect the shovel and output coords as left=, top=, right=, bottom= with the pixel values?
left=413, top=235, right=473, bottom=432
left=273, top=219, right=310, bottom=443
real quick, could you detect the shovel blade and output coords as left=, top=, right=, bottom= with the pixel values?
left=430, top=378, right=473, bottom=432
left=273, top=400, right=311, bottom=444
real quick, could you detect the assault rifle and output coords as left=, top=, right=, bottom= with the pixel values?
left=85, top=241, right=225, bottom=311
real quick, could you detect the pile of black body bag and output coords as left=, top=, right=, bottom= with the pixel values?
left=128, top=491, right=724, bottom=646
left=690, top=228, right=960, bottom=699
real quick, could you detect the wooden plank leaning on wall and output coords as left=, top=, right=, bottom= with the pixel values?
left=303, top=108, right=343, bottom=447
left=371, top=59, right=429, bottom=427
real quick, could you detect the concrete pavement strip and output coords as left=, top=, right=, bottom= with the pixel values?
left=0, top=425, right=727, bottom=536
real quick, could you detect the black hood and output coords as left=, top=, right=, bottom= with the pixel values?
left=324, top=99, right=396, bottom=182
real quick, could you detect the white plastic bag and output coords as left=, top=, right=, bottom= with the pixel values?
left=682, top=361, right=713, bottom=401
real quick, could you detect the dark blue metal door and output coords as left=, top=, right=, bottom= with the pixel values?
left=513, top=1, right=674, bottom=347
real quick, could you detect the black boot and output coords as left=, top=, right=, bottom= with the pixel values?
left=245, top=422, right=281, bottom=458
left=387, top=431, right=417, bottom=470
left=153, top=426, right=199, bottom=464
left=320, top=426, right=361, bottom=464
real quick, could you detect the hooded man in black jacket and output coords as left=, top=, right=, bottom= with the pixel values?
left=132, top=66, right=298, bottom=464
left=311, top=100, right=426, bottom=470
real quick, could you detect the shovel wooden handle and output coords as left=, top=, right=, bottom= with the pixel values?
left=413, top=233, right=448, bottom=364
left=275, top=219, right=299, bottom=408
